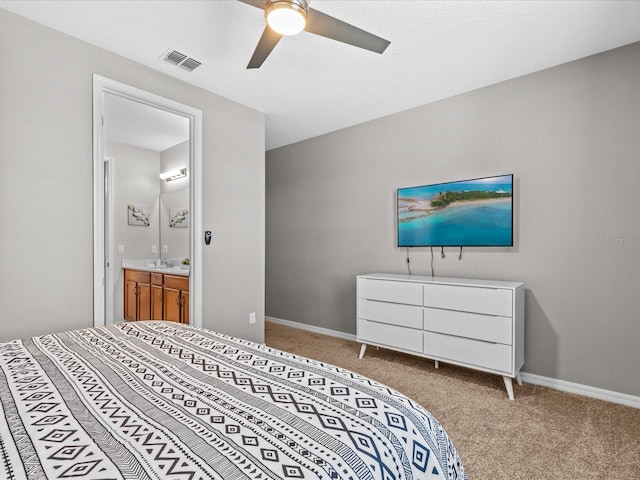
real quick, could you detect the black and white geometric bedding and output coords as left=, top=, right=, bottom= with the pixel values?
left=0, top=321, right=466, bottom=480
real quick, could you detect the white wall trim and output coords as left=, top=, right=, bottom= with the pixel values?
left=104, top=157, right=114, bottom=326
left=266, top=317, right=640, bottom=409
left=519, top=372, right=640, bottom=409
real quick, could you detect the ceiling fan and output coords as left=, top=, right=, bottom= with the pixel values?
left=238, top=0, right=391, bottom=69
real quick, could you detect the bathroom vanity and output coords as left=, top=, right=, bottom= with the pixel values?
left=124, top=265, right=189, bottom=324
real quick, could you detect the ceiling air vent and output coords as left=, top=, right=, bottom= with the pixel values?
left=178, top=57, right=202, bottom=72
left=160, top=49, right=202, bottom=73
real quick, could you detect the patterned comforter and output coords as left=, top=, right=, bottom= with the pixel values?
left=0, top=321, right=466, bottom=480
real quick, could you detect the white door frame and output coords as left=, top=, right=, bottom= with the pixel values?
left=92, top=74, right=202, bottom=327
left=104, top=156, right=114, bottom=326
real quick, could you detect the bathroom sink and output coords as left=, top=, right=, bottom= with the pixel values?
left=134, top=263, right=188, bottom=275
left=164, top=267, right=189, bottom=275
left=127, top=260, right=190, bottom=277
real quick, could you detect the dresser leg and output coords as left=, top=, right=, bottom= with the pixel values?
left=515, top=372, right=523, bottom=386
left=359, top=344, right=367, bottom=359
left=503, top=376, right=515, bottom=400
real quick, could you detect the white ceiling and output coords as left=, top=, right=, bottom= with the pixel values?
left=104, top=92, right=189, bottom=152
left=3, top=1, right=640, bottom=150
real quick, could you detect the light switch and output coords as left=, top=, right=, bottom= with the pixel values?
left=151, top=245, right=157, bottom=254
left=118, top=245, right=125, bottom=254
left=162, top=245, right=169, bottom=254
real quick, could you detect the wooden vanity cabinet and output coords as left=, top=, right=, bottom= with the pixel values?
left=163, top=275, right=189, bottom=324
left=182, top=291, right=190, bottom=324
left=124, top=270, right=151, bottom=321
left=151, top=273, right=164, bottom=320
left=124, top=269, right=189, bottom=323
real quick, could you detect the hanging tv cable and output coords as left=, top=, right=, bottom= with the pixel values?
left=430, top=247, right=435, bottom=277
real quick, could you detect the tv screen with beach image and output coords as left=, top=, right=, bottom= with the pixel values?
left=397, top=174, right=513, bottom=247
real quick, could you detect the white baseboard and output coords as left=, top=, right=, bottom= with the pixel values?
left=519, top=372, right=640, bottom=409
left=266, top=317, right=640, bottom=409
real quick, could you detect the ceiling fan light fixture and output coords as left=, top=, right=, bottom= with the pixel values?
left=265, top=0, right=307, bottom=36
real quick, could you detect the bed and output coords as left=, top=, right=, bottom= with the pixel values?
left=0, top=321, right=466, bottom=479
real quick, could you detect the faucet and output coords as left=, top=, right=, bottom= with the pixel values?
left=162, top=259, right=174, bottom=268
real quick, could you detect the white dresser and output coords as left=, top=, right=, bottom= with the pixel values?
left=357, top=273, right=525, bottom=399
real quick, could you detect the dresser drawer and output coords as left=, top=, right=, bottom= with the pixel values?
left=358, top=319, right=423, bottom=354
left=359, top=279, right=423, bottom=305
left=423, top=283, right=512, bottom=316
left=358, top=299, right=423, bottom=329
left=423, top=331, right=512, bottom=373
left=424, top=307, right=512, bottom=345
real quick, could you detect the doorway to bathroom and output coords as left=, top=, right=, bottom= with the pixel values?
left=92, top=75, right=202, bottom=327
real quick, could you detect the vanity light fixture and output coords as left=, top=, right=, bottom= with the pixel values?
left=159, top=168, right=187, bottom=182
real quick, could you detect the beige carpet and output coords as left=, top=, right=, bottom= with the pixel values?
left=265, top=321, right=640, bottom=479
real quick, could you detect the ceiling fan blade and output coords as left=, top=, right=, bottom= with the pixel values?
left=247, top=26, right=283, bottom=69
left=237, top=0, right=265, bottom=10
left=305, top=8, right=390, bottom=54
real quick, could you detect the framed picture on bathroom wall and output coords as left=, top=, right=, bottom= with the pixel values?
left=169, top=207, right=189, bottom=228
left=127, top=204, right=151, bottom=226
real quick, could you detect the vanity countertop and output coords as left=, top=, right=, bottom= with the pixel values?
left=122, top=259, right=189, bottom=277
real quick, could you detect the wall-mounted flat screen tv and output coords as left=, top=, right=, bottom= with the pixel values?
left=397, top=174, right=514, bottom=247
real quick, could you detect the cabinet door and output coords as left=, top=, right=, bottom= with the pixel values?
left=151, top=285, right=163, bottom=320
left=181, top=291, right=189, bottom=324
left=137, top=283, right=151, bottom=320
left=164, top=287, right=181, bottom=323
left=124, top=280, right=137, bottom=321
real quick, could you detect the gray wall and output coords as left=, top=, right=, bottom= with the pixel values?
left=0, top=9, right=265, bottom=344
left=266, top=42, right=640, bottom=396
left=106, top=142, right=161, bottom=261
